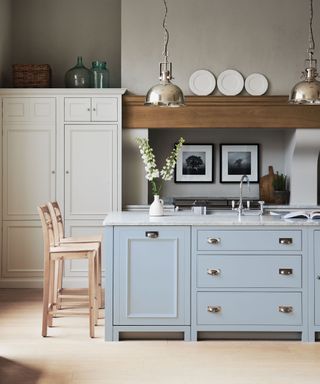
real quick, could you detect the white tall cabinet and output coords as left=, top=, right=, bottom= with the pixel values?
left=0, top=89, right=126, bottom=287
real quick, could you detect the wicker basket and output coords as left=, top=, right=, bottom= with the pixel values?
left=12, top=64, right=51, bottom=88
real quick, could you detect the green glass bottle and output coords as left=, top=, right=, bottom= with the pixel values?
left=90, top=60, right=110, bottom=88
left=65, top=56, right=91, bottom=88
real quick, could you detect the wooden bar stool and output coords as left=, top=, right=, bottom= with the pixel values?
left=47, top=201, right=103, bottom=309
left=38, top=205, right=99, bottom=338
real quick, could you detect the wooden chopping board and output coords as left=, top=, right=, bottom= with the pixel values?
left=259, top=166, right=275, bottom=203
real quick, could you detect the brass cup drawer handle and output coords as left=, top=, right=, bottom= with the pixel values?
left=207, top=268, right=221, bottom=276
left=146, top=231, right=159, bottom=239
left=279, top=268, right=293, bottom=276
left=207, top=237, right=221, bottom=245
left=279, top=238, right=293, bottom=245
left=207, top=305, right=222, bottom=313
left=278, top=305, right=293, bottom=314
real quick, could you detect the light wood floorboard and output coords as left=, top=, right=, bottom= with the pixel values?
left=1, top=288, right=320, bottom=383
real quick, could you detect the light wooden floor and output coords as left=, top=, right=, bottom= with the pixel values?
left=1, top=288, right=320, bottom=384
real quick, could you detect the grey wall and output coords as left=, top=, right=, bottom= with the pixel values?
left=10, top=0, right=121, bottom=87
left=0, top=0, right=12, bottom=86
left=122, top=0, right=320, bottom=96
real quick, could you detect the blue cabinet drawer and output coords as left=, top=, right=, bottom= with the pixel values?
left=197, top=230, right=302, bottom=252
left=197, top=292, right=302, bottom=325
left=197, top=255, right=302, bottom=288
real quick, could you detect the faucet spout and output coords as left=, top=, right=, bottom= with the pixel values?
left=238, top=175, right=250, bottom=215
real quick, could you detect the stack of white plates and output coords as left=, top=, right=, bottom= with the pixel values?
left=189, top=69, right=269, bottom=96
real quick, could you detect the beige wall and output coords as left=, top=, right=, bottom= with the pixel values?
left=10, top=0, right=121, bottom=87
left=122, top=0, right=320, bottom=96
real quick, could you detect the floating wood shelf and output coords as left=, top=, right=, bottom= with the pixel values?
left=123, top=95, right=320, bottom=129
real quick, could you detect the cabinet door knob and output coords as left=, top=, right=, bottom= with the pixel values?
left=87, top=108, right=90, bottom=112
left=279, top=238, right=293, bottom=245
left=279, top=268, right=293, bottom=276
left=278, top=305, right=293, bottom=313
left=65, top=170, right=69, bottom=174
left=93, top=107, right=96, bottom=111
left=316, top=275, right=320, bottom=280
left=207, top=237, right=221, bottom=245
left=207, top=268, right=221, bottom=276
left=51, top=170, right=55, bottom=174
left=146, top=231, right=159, bottom=239
left=207, top=306, right=221, bottom=313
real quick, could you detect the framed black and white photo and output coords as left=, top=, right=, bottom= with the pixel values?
left=175, top=144, right=214, bottom=183
left=220, top=144, right=259, bottom=183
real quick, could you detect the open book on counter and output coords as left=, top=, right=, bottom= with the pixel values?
left=283, top=210, right=320, bottom=220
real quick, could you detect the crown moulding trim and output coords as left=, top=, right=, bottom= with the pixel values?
left=123, top=95, right=320, bottom=129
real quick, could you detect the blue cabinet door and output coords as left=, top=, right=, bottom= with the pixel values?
left=114, top=226, right=190, bottom=325
left=315, top=231, right=320, bottom=325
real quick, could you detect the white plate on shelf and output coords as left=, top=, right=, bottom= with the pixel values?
left=217, top=69, right=244, bottom=96
left=245, top=73, right=268, bottom=95
left=189, top=69, right=216, bottom=96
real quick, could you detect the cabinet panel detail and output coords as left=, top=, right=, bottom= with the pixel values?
left=197, top=230, right=302, bottom=251
left=64, top=124, right=117, bottom=219
left=315, top=231, right=320, bottom=325
left=197, top=292, right=302, bottom=325
left=92, top=97, right=118, bottom=121
left=3, top=125, right=55, bottom=219
left=114, top=227, right=190, bottom=325
left=64, top=98, right=91, bottom=121
left=197, top=255, right=302, bottom=288
left=3, top=98, right=55, bottom=122
left=2, top=221, right=43, bottom=278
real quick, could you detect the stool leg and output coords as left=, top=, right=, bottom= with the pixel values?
left=48, top=259, right=55, bottom=327
left=42, top=256, right=51, bottom=337
left=56, top=258, right=64, bottom=310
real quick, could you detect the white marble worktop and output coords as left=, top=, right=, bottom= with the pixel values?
left=103, top=210, right=320, bottom=227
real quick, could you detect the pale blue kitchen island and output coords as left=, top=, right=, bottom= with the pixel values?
left=103, top=211, right=320, bottom=342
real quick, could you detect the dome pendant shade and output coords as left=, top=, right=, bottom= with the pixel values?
left=289, top=0, right=320, bottom=104
left=145, top=63, right=185, bottom=107
left=144, top=0, right=185, bottom=107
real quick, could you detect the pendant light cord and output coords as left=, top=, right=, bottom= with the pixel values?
left=162, top=0, right=169, bottom=65
left=308, top=0, right=315, bottom=53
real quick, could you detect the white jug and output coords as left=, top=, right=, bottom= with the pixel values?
left=149, top=195, right=164, bottom=216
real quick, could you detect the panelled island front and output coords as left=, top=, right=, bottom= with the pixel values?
left=103, top=212, right=320, bottom=342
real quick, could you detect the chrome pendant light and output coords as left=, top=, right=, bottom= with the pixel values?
left=145, top=0, right=185, bottom=107
left=289, top=0, right=320, bottom=104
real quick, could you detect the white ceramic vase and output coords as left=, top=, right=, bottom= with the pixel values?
left=149, top=195, right=164, bottom=216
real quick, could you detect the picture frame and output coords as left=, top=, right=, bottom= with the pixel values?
left=220, top=144, right=259, bottom=183
left=175, top=143, right=214, bottom=183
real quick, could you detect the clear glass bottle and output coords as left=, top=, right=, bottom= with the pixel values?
left=65, top=56, right=91, bottom=88
left=90, top=60, right=110, bottom=88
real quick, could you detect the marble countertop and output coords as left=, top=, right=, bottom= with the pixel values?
left=103, top=210, right=320, bottom=227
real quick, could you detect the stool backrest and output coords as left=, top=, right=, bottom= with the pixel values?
left=48, top=201, right=64, bottom=244
left=37, top=205, right=56, bottom=252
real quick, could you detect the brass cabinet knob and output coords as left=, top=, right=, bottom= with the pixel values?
left=207, top=237, right=221, bottom=245
left=207, top=305, right=221, bottom=313
left=278, top=305, right=293, bottom=313
left=279, top=268, right=293, bottom=275
left=279, top=238, right=293, bottom=245
left=207, top=268, right=221, bottom=276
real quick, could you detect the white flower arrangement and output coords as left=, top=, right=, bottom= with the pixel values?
left=136, top=137, right=185, bottom=196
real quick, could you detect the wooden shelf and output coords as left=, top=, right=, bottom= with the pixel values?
left=123, top=95, right=320, bottom=129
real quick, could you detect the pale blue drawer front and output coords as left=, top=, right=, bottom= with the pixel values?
left=314, top=231, right=320, bottom=325
left=197, top=230, right=302, bottom=251
left=114, top=226, right=190, bottom=326
left=197, top=255, right=302, bottom=288
left=197, top=292, right=302, bottom=325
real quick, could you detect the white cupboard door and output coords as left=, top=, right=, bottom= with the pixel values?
left=92, top=97, right=118, bottom=122
left=64, top=124, right=118, bottom=220
left=3, top=124, right=56, bottom=220
left=3, top=97, right=55, bottom=123
left=64, top=98, right=91, bottom=121
left=2, top=221, right=43, bottom=278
